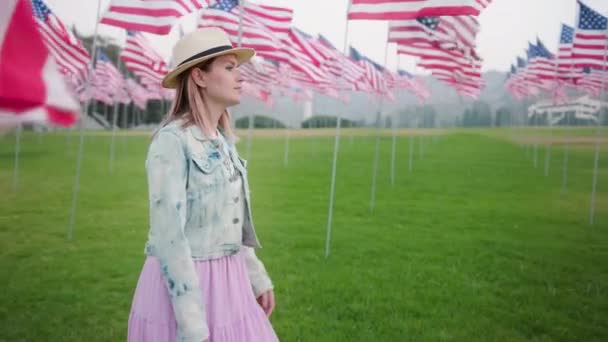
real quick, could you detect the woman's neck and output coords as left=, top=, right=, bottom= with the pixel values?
left=202, top=100, right=226, bottom=138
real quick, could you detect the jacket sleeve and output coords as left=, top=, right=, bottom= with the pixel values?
left=146, top=130, right=209, bottom=342
left=242, top=246, right=274, bottom=297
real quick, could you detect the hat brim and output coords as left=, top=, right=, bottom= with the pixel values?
left=161, top=47, right=255, bottom=89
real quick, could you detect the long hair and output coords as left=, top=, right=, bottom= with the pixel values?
left=155, top=58, right=236, bottom=140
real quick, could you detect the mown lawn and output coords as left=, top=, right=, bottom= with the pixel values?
left=1, top=128, right=607, bottom=341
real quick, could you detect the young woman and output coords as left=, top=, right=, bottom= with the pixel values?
left=127, top=27, right=278, bottom=342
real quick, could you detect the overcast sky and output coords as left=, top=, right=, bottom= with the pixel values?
left=46, top=0, right=608, bottom=74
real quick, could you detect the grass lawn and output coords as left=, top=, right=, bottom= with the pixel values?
left=1, top=128, right=607, bottom=341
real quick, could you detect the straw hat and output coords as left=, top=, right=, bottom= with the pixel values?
left=161, top=27, right=255, bottom=89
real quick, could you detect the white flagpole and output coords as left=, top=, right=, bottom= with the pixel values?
left=419, top=117, right=425, bottom=159
left=545, top=42, right=562, bottom=177
left=309, top=92, right=317, bottom=157
left=12, top=124, right=22, bottom=191
left=589, top=27, right=608, bottom=225
left=109, top=55, right=122, bottom=173
left=283, top=96, right=297, bottom=167
left=325, top=0, right=352, bottom=258
left=561, top=104, right=572, bottom=194
left=561, top=62, right=578, bottom=195
left=238, top=3, right=253, bottom=160
left=389, top=106, right=398, bottom=185
left=369, top=94, right=382, bottom=213
left=390, top=54, right=401, bottom=186
left=408, top=120, right=414, bottom=172
left=533, top=110, right=539, bottom=168
left=524, top=99, right=530, bottom=158
left=67, top=0, right=102, bottom=240
left=369, top=32, right=391, bottom=212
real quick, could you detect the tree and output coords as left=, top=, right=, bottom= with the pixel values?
left=462, top=101, right=492, bottom=127
left=235, top=115, right=286, bottom=129
left=301, top=115, right=358, bottom=128
left=421, top=105, right=437, bottom=128
left=495, top=106, right=512, bottom=127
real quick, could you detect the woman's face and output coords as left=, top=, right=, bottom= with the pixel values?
left=197, top=54, right=243, bottom=107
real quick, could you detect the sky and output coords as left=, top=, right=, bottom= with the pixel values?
left=46, top=0, right=608, bottom=74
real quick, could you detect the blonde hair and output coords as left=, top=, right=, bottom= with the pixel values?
left=156, top=58, right=236, bottom=140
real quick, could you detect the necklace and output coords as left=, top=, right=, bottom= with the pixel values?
left=214, top=139, right=239, bottom=182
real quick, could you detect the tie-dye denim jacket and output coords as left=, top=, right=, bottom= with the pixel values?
left=144, top=119, right=273, bottom=342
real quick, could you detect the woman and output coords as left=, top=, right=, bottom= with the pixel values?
left=127, top=27, right=278, bottom=342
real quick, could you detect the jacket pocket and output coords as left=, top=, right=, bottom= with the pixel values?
left=191, top=154, right=222, bottom=174
left=190, top=155, right=222, bottom=191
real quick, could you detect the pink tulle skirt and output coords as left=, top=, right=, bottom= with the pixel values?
left=127, top=250, right=278, bottom=341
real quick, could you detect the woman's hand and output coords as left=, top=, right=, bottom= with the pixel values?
left=256, top=289, right=275, bottom=318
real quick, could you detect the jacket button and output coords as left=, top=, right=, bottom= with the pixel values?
left=233, top=196, right=239, bottom=203
left=233, top=218, right=239, bottom=224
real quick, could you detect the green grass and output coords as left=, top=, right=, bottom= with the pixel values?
left=1, top=128, right=607, bottom=341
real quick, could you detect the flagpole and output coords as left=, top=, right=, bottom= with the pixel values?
left=408, top=114, right=414, bottom=172
left=310, top=91, right=317, bottom=157
left=588, top=27, right=608, bottom=225
left=12, top=124, right=22, bottom=192
left=409, top=82, right=417, bottom=172
left=390, top=54, right=400, bottom=186
left=419, top=112, right=425, bottom=159
left=533, top=108, right=538, bottom=168
left=561, top=58, right=577, bottom=195
left=544, top=49, right=561, bottom=177
left=238, top=2, right=253, bottom=160
left=283, top=94, right=294, bottom=167
left=67, top=0, right=102, bottom=240
left=325, top=0, right=352, bottom=258
left=369, top=94, right=382, bottom=213
left=369, top=31, right=391, bottom=212
left=420, top=76, right=430, bottom=161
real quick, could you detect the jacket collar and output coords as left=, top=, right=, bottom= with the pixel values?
left=186, top=121, right=233, bottom=145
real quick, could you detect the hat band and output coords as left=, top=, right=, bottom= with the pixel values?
left=178, top=45, right=234, bottom=67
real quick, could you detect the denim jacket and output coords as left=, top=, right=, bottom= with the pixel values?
left=144, top=119, right=273, bottom=342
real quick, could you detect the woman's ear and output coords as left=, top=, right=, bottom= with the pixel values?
left=190, top=68, right=207, bottom=88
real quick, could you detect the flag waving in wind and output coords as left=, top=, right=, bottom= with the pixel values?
left=0, top=0, right=79, bottom=127
left=349, top=0, right=482, bottom=20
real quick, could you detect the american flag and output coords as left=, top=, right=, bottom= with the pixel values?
left=348, top=0, right=482, bottom=21
left=243, top=1, right=293, bottom=37
left=556, top=23, right=582, bottom=82
left=242, top=81, right=274, bottom=106
left=125, top=78, right=150, bottom=109
left=200, top=1, right=329, bottom=85
left=240, top=58, right=280, bottom=106
left=289, top=28, right=325, bottom=67
left=31, top=0, right=91, bottom=84
left=551, top=80, right=569, bottom=104
left=396, top=39, right=483, bottom=97
left=1, top=0, right=79, bottom=127
left=577, top=67, right=608, bottom=96
left=475, top=0, right=491, bottom=9
left=390, top=13, right=483, bottom=96
left=505, top=56, right=540, bottom=99
left=571, top=1, right=608, bottom=69
left=388, top=18, right=439, bottom=47
left=120, top=30, right=168, bottom=88
left=526, top=40, right=556, bottom=82
left=389, top=16, right=480, bottom=60
left=350, top=46, right=387, bottom=93
left=200, top=6, right=281, bottom=53
left=316, top=35, right=366, bottom=89
left=390, top=70, right=431, bottom=102
left=93, top=49, right=127, bottom=104
left=100, top=0, right=213, bottom=34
